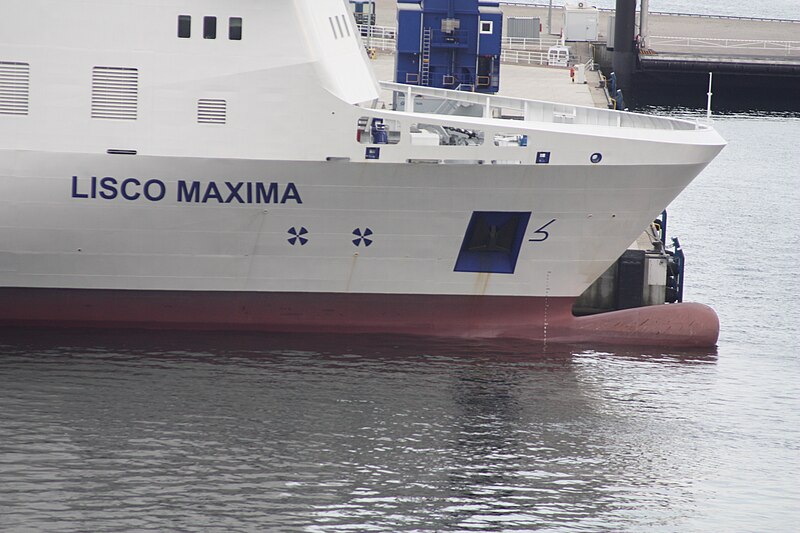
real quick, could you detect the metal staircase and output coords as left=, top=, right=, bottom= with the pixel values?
left=421, top=28, right=432, bottom=86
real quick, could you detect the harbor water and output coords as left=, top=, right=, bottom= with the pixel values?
left=1, top=113, right=798, bottom=532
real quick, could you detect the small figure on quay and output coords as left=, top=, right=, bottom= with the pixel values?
left=569, top=66, right=575, bottom=83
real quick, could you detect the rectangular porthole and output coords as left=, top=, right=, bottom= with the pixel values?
left=454, top=212, right=532, bottom=274
left=229, top=17, right=242, bottom=40
left=204, top=16, right=217, bottom=39
left=178, top=15, right=191, bottom=38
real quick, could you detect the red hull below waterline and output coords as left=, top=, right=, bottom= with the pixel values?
left=0, top=288, right=719, bottom=348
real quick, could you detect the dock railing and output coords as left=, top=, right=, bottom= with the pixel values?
left=495, top=1, right=800, bottom=24
left=648, top=36, right=800, bottom=56
left=502, top=36, right=563, bottom=50
left=363, top=29, right=800, bottom=59
left=359, top=24, right=573, bottom=63
left=500, top=49, right=550, bottom=66
left=357, top=24, right=396, bottom=40
left=363, top=36, right=395, bottom=52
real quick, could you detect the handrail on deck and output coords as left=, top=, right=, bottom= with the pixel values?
left=378, top=81, right=699, bottom=131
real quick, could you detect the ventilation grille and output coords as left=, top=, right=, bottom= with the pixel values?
left=0, top=61, right=30, bottom=116
left=198, top=99, right=226, bottom=124
left=328, top=14, right=351, bottom=40
left=91, top=66, right=138, bottom=120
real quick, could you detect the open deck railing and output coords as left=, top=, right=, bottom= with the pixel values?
left=378, top=81, right=700, bottom=131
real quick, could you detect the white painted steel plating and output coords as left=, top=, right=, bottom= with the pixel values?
left=0, top=0, right=726, bottom=301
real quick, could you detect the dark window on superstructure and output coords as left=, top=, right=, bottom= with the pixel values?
left=178, top=15, right=191, bottom=38
left=204, top=16, right=217, bottom=39
left=229, top=17, right=243, bottom=40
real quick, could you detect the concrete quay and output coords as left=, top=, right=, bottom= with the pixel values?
left=494, top=3, right=800, bottom=109
left=369, top=0, right=610, bottom=109
left=369, top=53, right=608, bottom=109
left=371, top=1, right=800, bottom=109
left=497, top=5, right=800, bottom=49
left=375, top=0, right=800, bottom=55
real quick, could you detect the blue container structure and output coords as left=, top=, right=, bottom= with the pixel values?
left=395, top=0, right=503, bottom=93
left=349, top=1, right=376, bottom=26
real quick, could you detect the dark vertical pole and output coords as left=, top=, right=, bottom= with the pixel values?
left=612, top=0, right=637, bottom=97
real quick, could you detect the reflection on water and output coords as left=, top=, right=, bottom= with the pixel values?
left=5, top=328, right=795, bottom=532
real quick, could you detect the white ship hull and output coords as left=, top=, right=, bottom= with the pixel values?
left=1, top=150, right=711, bottom=298
left=0, top=0, right=725, bottom=346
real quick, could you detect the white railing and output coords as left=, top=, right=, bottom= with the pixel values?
left=502, top=36, right=562, bottom=50
left=357, top=24, right=396, bottom=40
left=648, top=36, right=800, bottom=55
left=362, top=37, right=556, bottom=66
left=378, top=81, right=701, bottom=131
left=363, top=37, right=395, bottom=52
left=500, top=49, right=550, bottom=66
left=496, top=1, right=800, bottom=23
left=358, top=25, right=563, bottom=54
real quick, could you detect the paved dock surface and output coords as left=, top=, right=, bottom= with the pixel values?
left=374, top=0, right=800, bottom=60
left=369, top=1, right=609, bottom=108
left=369, top=53, right=604, bottom=108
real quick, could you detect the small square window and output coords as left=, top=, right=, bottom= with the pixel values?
left=204, top=16, right=217, bottom=39
left=229, top=17, right=243, bottom=40
left=178, top=15, right=191, bottom=38
left=480, top=21, right=493, bottom=34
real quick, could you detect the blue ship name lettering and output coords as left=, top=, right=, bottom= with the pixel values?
left=71, top=176, right=302, bottom=205
left=176, top=180, right=302, bottom=204
left=71, top=176, right=166, bottom=202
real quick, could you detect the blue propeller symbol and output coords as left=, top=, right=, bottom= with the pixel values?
left=288, top=227, right=309, bottom=246
left=352, top=228, right=373, bottom=247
